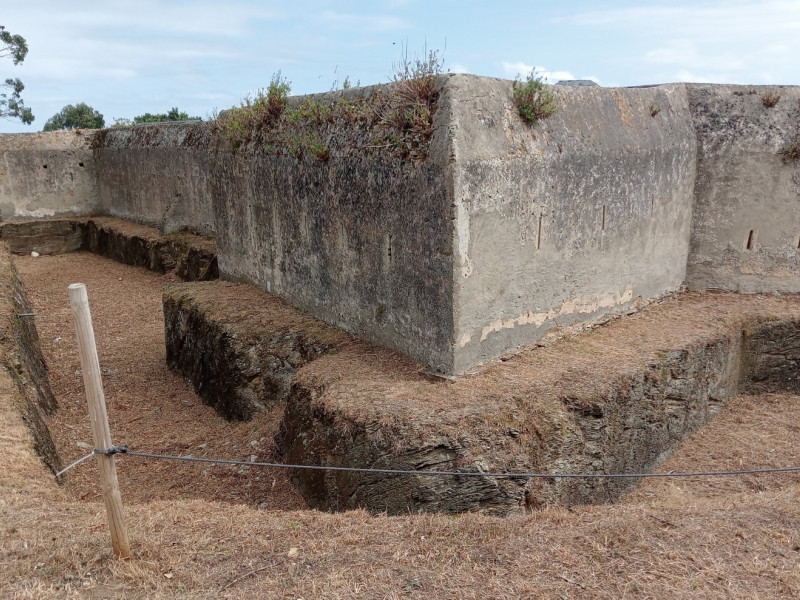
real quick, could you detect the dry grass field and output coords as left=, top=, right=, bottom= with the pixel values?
left=2, top=252, right=799, bottom=599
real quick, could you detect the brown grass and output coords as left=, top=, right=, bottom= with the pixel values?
left=3, top=253, right=800, bottom=598
left=761, top=90, right=781, bottom=107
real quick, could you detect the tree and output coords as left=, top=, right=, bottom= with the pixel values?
left=1, top=25, right=33, bottom=124
left=133, top=107, right=201, bottom=124
left=43, top=103, right=105, bottom=131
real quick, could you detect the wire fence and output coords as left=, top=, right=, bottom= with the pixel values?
left=55, top=444, right=800, bottom=481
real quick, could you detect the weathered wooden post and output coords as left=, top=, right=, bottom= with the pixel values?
left=68, top=283, right=131, bottom=559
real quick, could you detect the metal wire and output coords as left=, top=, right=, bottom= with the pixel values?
left=73, top=446, right=800, bottom=480
left=55, top=451, right=95, bottom=478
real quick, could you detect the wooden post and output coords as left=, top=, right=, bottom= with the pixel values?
left=68, top=283, right=131, bottom=559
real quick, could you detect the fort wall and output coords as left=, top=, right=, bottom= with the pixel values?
left=686, top=84, right=800, bottom=293
left=1, top=76, right=798, bottom=373
left=0, top=130, right=99, bottom=221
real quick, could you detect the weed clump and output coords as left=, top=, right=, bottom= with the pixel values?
left=761, top=90, right=781, bottom=108
left=219, top=71, right=291, bottom=151
left=513, top=72, right=558, bottom=126
left=373, top=46, right=445, bottom=158
left=216, top=47, right=445, bottom=161
left=779, top=139, right=800, bottom=162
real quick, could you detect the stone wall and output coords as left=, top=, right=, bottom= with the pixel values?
left=0, top=243, right=61, bottom=474
left=0, top=130, right=99, bottom=221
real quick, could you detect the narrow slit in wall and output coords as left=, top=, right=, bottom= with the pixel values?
left=537, top=214, right=543, bottom=250
left=746, top=230, right=755, bottom=250
left=601, top=205, right=606, bottom=231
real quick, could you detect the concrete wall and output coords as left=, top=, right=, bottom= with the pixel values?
left=211, top=136, right=455, bottom=373
left=93, top=123, right=217, bottom=236
left=448, top=76, right=697, bottom=372
left=686, top=84, right=800, bottom=292
left=2, top=77, right=799, bottom=373
left=0, top=130, right=99, bottom=220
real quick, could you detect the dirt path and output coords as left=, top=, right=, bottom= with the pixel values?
left=15, top=251, right=306, bottom=510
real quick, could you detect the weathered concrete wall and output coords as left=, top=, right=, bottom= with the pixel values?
left=448, top=77, right=697, bottom=372
left=2, top=78, right=799, bottom=374
left=0, top=130, right=99, bottom=221
left=686, top=85, right=800, bottom=292
left=93, top=123, right=217, bottom=236
left=212, top=152, right=455, bottom=372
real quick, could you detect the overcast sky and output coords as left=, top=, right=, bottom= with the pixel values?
left=2, top=0, right=799, bottom=133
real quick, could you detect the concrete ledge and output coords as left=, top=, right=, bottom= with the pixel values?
left=0, top=216, right=218, bottom=281
left=165, top=280, right=800, bottom=514
left=276, top=292, right=800, bottom=514
left=0, top=243, right=61, bottom=475
left=163, top=281, right=350, bottom=420
left=84, top=217, right=218, bottom=280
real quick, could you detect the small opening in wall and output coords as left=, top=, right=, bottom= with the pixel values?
left=746, top=230, right=755, bottom=250
left=797, top=234, right=800, bottom=249
left=78, top=162, right=84, bottom=168
left=42, top=164, right=48, bottom=169
left=601, top=205, right=606, bottom=231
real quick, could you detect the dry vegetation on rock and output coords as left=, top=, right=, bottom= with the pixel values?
left=2, top=253, right=800, bottom=598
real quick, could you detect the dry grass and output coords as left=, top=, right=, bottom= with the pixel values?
left=14, top=252, right=306, bottom=510
left=3, top=253, right=800, bottom=598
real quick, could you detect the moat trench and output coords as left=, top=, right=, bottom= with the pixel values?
left=13, top=250, right=800, bottom=516
left=15, top=252, right=307, bottom=511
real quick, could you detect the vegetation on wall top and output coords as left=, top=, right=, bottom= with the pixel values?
left=216, top=49, right=446, bottom=161
left=513, top=71, right=558, bottom=126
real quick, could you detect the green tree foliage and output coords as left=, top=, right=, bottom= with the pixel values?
left=1, top=25, right=34, bottom=124
left=133, top=107, right=201, bottom=124
left=43, top=103, right=105, bottom=131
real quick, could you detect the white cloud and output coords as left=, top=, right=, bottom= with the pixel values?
left=569, top=1, right=800, bottom=41
left=674, top=69, right=711, bottom=83
left=450, top=63, right=470, bottom=74
left=315, top=10, right=408, bottom=31
left=501, top=61, right=575, bottom=83
left=502, top=61, right=535, bottom=79
left=644, top=39, right=744, bottom=71
left=567, top=1, right=800, bottom=85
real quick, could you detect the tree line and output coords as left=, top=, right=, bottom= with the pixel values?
left=2, top=24, right=200, bottom=131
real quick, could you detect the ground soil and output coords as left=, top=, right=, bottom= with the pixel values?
left=2, top=251, right=800, bottom=599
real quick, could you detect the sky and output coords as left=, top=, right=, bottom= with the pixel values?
left=2, top=0, right=799, bottom=133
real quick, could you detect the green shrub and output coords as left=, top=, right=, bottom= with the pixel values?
left=265, top=71, right=291, bottom=119
left=513, top=72, right=558, bottom=126
left=219, top=71, right=291, bottom=151
left=376, top=46, right=445, bottom=153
